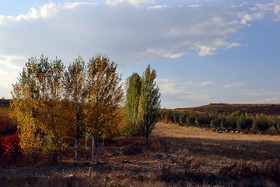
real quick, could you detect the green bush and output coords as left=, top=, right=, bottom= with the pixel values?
left=220, top=117, right=231, bottom=130
left=179, top=113, right=187, bottom=125
left=195, top=113, right=211, bottom=127
left=172, top=112, right=180, bottom=123
left=253, top=117, right=269, bottom=133
left=273, top=118, right=280, bottom=133
left=159, top=109, right=168, bottom=121
left=186, top=113, right=196, bottom=126
left=226, top=116, right=237, bottom=129
left=237, top=115, right=252, bottom=131
left=210, top=117, right=222, bottom=129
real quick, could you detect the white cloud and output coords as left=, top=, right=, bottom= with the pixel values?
left=0, top=54, right=25, bottom=70
left=240, top=12, right=265, bottom=25
left=231, top=2, right=248, bottom=8
left=224, top=82, right=243, bottom=88
left=0, top=2, right=59, bottom=25
left=275, top=5, right=280, bottom=14
left=243, top=89, right=280, bottom=96
left=226, top=42, right=241, bottom=49
left=274, top=5, right=280, bottom=20
left=63, top=2, right=99, bottom=9
left=157, top=78, right=174, bottom=83
left=0, top=3, right=245, bottom=65
left=160, top=82, right=188, bottom=95
left=188, top=5, right=200, bottom=8
left=0, top=68, right=19, bottom=97
left=201, top=81, right=215, bottom=86
left=147, top=5, right=168, bottom=10
left=254, top=98, right=280, bottom=103
left=248, top=2, right=280, bottom=22
left=106, top=0, right=155, bottom=6
left=180, top=94, right=210, bottom=100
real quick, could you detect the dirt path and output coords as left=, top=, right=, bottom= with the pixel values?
left=152, top=122, right=280, bottom=142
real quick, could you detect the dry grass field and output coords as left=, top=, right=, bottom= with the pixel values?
left=1, top=122, right=280, bottom=186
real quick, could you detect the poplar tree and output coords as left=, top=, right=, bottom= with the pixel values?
left=12, top=56, right=65, bottom=163
left=64, top=56, right=87, bottom=164
left=86, top=55, right=123, bottom=162
left=138, top=65, right=161, bottom=140
left=124, top=73, right=141, bottom=136
left=11, top=58, right=45, bottom=158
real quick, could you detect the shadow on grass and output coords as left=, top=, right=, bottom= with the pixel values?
left=150, top=136, right=280, bottom=161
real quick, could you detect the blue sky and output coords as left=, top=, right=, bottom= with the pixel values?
left=0, top=0, right=280, bottom=108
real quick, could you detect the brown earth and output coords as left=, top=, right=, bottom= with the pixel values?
left=175, top=103, right=280, bottom=115
left=1, top=122, right=280, bottom=186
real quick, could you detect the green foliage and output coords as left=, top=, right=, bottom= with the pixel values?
left=195, top=113, right=211, bottom=127
left=172, top=112, right=180, bottom=123
left=231, top=111, right=242, bottom=117
left=186, top=113, right=196, bottom=126
left=220, top=117, right=230, bottom=130
left=124, top=73, right=141, bottom=136
left=137, top=65, right=161, bottom=140
left=253, top=116, right=270, bottom=133
left=273, top=118, right=280, bottom=134
left=237, top=115, right=252, bottom=131
left=226, top=116, right=237, bottom=129
left=179, top=113, right=187, bottom=125
left=210, top=117, right=222, bottom=129
left=118, top=108, right=137, bottom=138
left=158, top=109, right=168, bottom=121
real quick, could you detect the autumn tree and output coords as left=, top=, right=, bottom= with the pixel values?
left=137, top=65, right=161, bottom=140
left=64, top=56, right=87, bottom=164
left=11, top=57, right=46, bottom=159
left=12, top=56, right=65, bottom=163
left=86, top=55, right=123, bottom=162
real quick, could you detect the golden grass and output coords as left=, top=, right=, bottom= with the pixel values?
left=153, top=122, right=280, bottom=142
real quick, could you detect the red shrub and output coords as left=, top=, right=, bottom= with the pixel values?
left=0, top=132, right=21, bottom=165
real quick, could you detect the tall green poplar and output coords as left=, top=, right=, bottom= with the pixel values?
left=138, top=65, right=161, bottom=140
left=124, top=73, right=141, bottom=136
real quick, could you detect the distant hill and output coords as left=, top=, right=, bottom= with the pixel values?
left=175, top=103, right=280, bottom=115
left=0, top=99, right=11, bottom=108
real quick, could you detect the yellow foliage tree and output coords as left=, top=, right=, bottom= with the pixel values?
left=86, top=55, right=123, bottom=162
left=11, top=56, right=65, bottom=163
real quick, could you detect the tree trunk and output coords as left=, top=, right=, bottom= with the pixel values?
left=52, top=150, right=58, bottom=164
left=95, top=141, right=99, bottom=163
left=101, top=136, right=105, bottom=155
left=91, top=138, right=95, bottom=162
left=85, top=137, right=88, bottom=149
left=145, top=124, right=149, bottom=140
left=75, top=138, right=80, bottom=165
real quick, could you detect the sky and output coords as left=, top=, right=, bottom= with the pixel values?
left=0, top=0, right=280, bottom=108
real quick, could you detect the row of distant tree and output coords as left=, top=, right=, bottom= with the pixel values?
left=1, top=55, right=160, bottom=165
left=159, top=110, right=280, bottom=134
